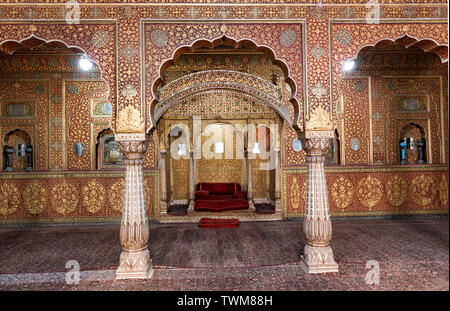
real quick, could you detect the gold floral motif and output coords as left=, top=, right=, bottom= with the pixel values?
left=116, top=105, right=145, bottom=133
left=305, top=106, right=333, bottom=131
left=357, top=176, right=382, bottom=209
left=386, top=175, right=408, bottom=208
left=439, top=174, right=449, bottom=207
left=331, top=176, right=354, bottom=210
left=24, top=181, right=47, bottom=215
left=411, top=175, right=436, bottom=207
left=290, top=177, right=300, bottom=209
left=51, top=181, right=78, bottom=216
left=82, top=180, right=105, bottom=214
left=109, top=180, right=125, bottom=213
left=0, top=183, right=20, bottom=217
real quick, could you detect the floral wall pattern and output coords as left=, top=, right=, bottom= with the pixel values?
left=0, top=0, right=447, bottom=223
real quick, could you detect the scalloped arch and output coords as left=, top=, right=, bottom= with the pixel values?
left=149, top=35, right=301, bottom=132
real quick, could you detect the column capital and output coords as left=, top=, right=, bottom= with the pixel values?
left=117, top=140, right=149, bottom=157
left=298, top=130, right=334, bottom=156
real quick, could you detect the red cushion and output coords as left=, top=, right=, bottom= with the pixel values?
left=233, top=191, right=247, bottom=199
left=197, top=183, right=241, bottom=195
left=195, top=190, right=209, bottom=200
left=194, top=199, right=249, bottom=212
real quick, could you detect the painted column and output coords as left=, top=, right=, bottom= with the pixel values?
left=160, top=150, right=167, bottom=216
left=274, top=147, right=281, bottom=213
left=188, top=151, right=195, bottom=210
left=247, top=151, right=255, bottom=210
left=299, top=131, right=338, bottom=274
left=115, top=139, right=153, bottom=279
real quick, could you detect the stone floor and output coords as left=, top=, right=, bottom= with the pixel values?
left=0, top=217, right=448, bottom=290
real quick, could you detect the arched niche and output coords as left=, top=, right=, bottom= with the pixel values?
left=96, top=128, right=123, bottom=170
left=148, top=35, right=302, bottom=132
left=0, top=36, right=113, bottom=171
left=3, top=129, right=32, bottom=172
left=334, top=37, right=447, bottom=166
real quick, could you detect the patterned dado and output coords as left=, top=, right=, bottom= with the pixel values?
left=0, top=171, right=159, bottom=223
left=283, top=166, right=449, bottom=218
left=0, top=1, right=448, bottom=224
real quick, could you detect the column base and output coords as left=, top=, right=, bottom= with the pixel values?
left=160, top=201, right=168, bottom=216
left=300, top=244, right=339, bottom=274
left=275, top=200, right=282, bottom=213
left=248, top=199, right=255, bottom=211
left=188, top=200, right=195, bottom=211
left=115, top=249, right=154, bottom=280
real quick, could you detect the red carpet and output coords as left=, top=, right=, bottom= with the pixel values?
left=198, top=218, right=240, bottom=228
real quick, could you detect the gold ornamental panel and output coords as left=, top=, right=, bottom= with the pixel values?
left=386, top=174, right=408, bottom=208
left=357, top=176, right=383, bottom=210
left=331, top=176, right=354, bottom=211
left=411, top=175, right=436, bottom=207
left=24, top=181, right=47, bottom=216
left=0, top=183, right=20, bottom=217
left=51, top=180, right=78, bottom=216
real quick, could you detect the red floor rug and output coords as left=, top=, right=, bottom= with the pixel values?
left=198, top=218, right=240, bottom=228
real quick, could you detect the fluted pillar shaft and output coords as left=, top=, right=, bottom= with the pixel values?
left=188, top=151, right=195, bottom=210
left=274, top=148, right=281, bottom=213
left=115, top=140, right=153, bottom=280
left=247, top=151, right=255, bottom=210
left=300, top=133, right=338, bottom=274
left=160, top=150, right=167, bottom=216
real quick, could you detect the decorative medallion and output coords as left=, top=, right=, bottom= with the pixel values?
left=290, top=177, right=301, bottom=209
left=82, top=180, right=105, bottom=214
left=331, top=176, right=354, bottom=211
left=186, top=7, right=199, bottom=18
left=51, top=117, right=62, bottom=127
left=92, top=30, right=110, bottom=48
left=90, top=7, right=103, bottom=18
left=434, top=7, right=447, bottom=18
left=336, top=30, right=352, bottom=46
left=248, top=7, right=260, bottom=19
left=311, top=83, right=326, bottom=99
left=51, top=94, right=62, bottom=104
left=357, top=176, right=382, bottom=209
left=403, top=6, right=416, bottom=18
left=34, top=84, right=45, bottom=94
left=342, top=7, right=354, bottom=18
left=355, top=81, right=366, bottom=92
left=109, top=180, right=125, bottom=213
left=311, top=45, right=326, bottom=60
left=51, top=181, right=78, bottom=216
left=279, top=29, right=297, bottom=47
left=281, top=7, right=292, bottom=18
left=23, top=7, right=37, bottom=19
left=67, top=84, right=79, bottom=95
left=439, top=174, right=449, bottom=207
left=386, top=175, right=408, bottom=208
left=292, top=138, right=302, bottom=152
left=386, top=80, right=396, bottom=91
left=218, top=7, right=230, bottom=19
left=428, top=80, right=438, bottom=91
left=24, top=181, right=47, bottom=216
left=121, top=44, right=137, bottom=60
left=74, top=142, right=85, bottom=156
left=121, top=84, right=137, bottom=101
left=372, top=90, right=382, bottom=99
left=150, top=29, right=169, bottom=47
left=0, top=183, right=20, bottom=217
left=411, top=175, right=436, bottom=206
left=350, top=138, right=361, bottom=151
left=121, top=6, right=135, bottom=18
left=154, top=6, right=167, bottom=18
left=373, top=112, right=383, bottom=122
left=374, top=136, right=383, bottom=146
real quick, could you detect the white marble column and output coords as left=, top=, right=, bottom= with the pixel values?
left=188, top=151, right=195, bottom=211
left=299, top=131, right=338, bottom=274
left=160, top=150, right=167, bottom=216
left=115, top=139, right=153, bottom=280
left=274, top=148, right=281, bottom=213
left=247, top=151, right=255, bottom=211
